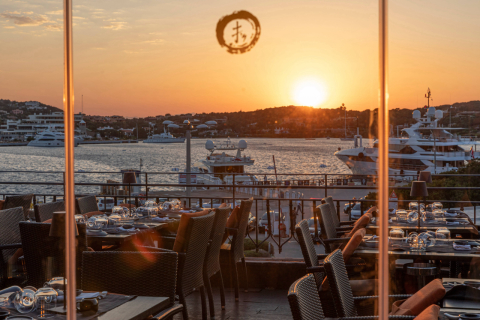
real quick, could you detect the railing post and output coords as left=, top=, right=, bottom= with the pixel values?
left=145, top=172, right=148, bottom=199
left=313, top=201, right=320, bottom=243
left=255, top=199, right=259, bottom=252
left=336, top=200, right=340, bottom=221
left=324, top=174, right=328, bottom=197
left=232, top=174, right=236, bottom=206
left=289, top=199, right=293, bottom=236
left=266, top=199, right=271, bottom=237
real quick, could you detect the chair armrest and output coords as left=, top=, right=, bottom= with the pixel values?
left=337, top=316, right=415, bottom=320
left=336, top=230, right=350, bottom=236
left=353, top=294, right=412, bottom=301
left=336, top=226, right=354, bottom=231
left=317, top=254, right=328, bottom=260
left=306, top=265, right=324, bottom=273
left=0, top=243, right=22, bottom=250
left=339, top=221, right=355, bottom=226
left=153, top=303, right=183, bottom=319
left=323, top=237, right=351, bottom=244
left=225, top=227, right=238, bottom=234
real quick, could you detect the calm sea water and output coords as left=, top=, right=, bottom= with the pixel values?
left=0, top=138, right=365, bottom=196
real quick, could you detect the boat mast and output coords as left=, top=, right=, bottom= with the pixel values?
left=341, top=103, right=346, bottom=138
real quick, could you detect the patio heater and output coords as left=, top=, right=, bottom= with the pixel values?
left=49, top=211, right=78, bottom=311
left=123, top=172, right=137, bottom=210
left=410, top=181, right=429, bottom=232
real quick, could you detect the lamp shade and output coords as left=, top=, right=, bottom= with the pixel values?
left=123, top=172, right=137, bottom=184
left=410, top=181, right=429, bottom=198
left=418, top=171, right=432, bottom=183
left=49, top=211, right=78, bottom=237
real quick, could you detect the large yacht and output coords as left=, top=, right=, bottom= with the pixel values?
left=143, top=127, right=185, bottom=143
left=335, top=107, right=480, bottom=177
left=190, top=138, right=257, bottom=187
left=28, top=129, right=80, bottom=147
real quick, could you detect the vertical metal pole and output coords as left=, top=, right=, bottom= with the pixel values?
left=186, top=130, right=191, bottom=198
left=378, top=0, right=389, bottom=318
left=63, top=0, right=76, bottom=317
left=324, top=174, right=328, bottom=197
left=232, top=174, right=236, bottom=206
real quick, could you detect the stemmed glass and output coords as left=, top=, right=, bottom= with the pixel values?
left=34, top=287, right=58, bottom=318
left=14, top=287, right=37, bottom=313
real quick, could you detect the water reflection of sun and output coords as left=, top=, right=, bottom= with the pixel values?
left=293, top=79, right=328, bottom=107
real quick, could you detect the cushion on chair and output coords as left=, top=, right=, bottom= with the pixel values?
left=221, top=206, right=240, bottom=244
left=390, top=279, right=445, bottom=316
left=413, top=305, right=440, bottom=320
left=83, top=211, right=105, bottom=218
left=219, top=203, right=228, bottom=208
left=43, top=219, right=52, bottom=223
left=0, top=200, right=4, bottom=210
left=346, top=215, right=370, bottom=236
left=342, top=228, right=366, bottom=263
left=173, top=209, right=211, bottom=252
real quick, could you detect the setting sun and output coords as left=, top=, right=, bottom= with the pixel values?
left=292, top=80, right=328, bottom=107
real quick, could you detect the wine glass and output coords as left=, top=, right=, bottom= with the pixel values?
left=389, top=228, right=404, bottom=245
left=35, top=287, right=57, bottom=318
left=436, top=227, right=450, bottom=243
left=14, top=288, right=36, bottom=313
left=418, top=232, right=436, bottom=248
left=407, top=210, right=418, bottom=223
left=74, top=214, right=85, bottom=224
left=395, top=209, right=408, bottom=222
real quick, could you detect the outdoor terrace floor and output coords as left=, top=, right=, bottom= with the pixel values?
left=173, top=288, right=291, bottom=320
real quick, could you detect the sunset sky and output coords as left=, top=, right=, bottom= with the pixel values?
left=1, top=0, right=479, bottom=117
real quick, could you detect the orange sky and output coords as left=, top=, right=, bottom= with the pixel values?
left=1, top=0, right=479, bottom=117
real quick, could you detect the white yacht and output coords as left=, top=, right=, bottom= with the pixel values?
left=189, top=138, right=257, bottom=188
left=335, top=107, right=480, bottom=177
left=28, top=129, right=79, bottom=147
left=143, top=127, right=185, bottom=143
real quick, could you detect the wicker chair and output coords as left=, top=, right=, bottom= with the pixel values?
left=220, top=199, right=253, bottom=302
left=318, top=204, right=351, bottom=253
left=0, top=207, right=25, bottom=287
left=76, top=195, right=100, bottom=216
left=323, top=249, right=412, bottom=318
left=34, top=201, right=65, bottom=222
left=295, top=220, right=325, bottom=289
left=19, top=221, right=88, bottom=288
left=323, top=196, right=354, bottom=230
left=288, top=274, right=326, bottom=320
left=81, top=251, right=183, bottom=319
left=2, top=194, right=34, bottom=220
left=204, top=207, right=230, bottom=318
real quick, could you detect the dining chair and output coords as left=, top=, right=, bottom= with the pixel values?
left=0, top=207, right=25, bottom=287
left=0, top=194, right=34, bottom=220
left=76, top=195, right=103, bottom=216
left=34, top=201, right=65, bottom=222
left=220, top=198, right=253, bottom=302
left=318, top=204, right=351, bottom=253
left=288, top=274, right=326, bottom=320
left=203, top=207, right=230, bottom=318
left=323, top=196, right=355, bottom=229
left=295, top=219, right=325, bottom=289
left=323, top=249, right=412, bottom=318
left=19, top=221, right=88, bottom=288
left=81, top=250, right=183, bottom=319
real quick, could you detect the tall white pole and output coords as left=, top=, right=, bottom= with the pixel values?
left=63, top=0, right=76, bottom=318
left=378, top=0, right=389, bottom=319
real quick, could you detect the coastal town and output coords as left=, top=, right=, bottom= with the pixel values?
left=1, top=98, right=480, bottom=143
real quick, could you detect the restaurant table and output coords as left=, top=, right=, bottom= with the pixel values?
left=86, top=222, right=167, bottom=251
left=5, top=294, right=170, bottom=320
left=367, top=217, right=479, bottom=238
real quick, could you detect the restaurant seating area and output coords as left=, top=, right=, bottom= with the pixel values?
left=0, top=191, right=480, bottom=319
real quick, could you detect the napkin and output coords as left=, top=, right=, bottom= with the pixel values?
left=453, top=243, right=471, bottom=251
left=151, top=217, right=167, bottom=222
left=446, top=221, right=460, bottom=225
left=118, top=226, right=137, bottom=233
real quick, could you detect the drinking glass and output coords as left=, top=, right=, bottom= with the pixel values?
left=14, top=288, right=36, bottom=313
left=418, top=232, right=436, bottom=248
left=35, top=287, right=57, bottom=318
left=87, top=217, right=99, bottom=229
left=433, top=202, right=443, bottom=210
left=407, top=210, right=418, bottom=223
left=389, top=228, right=404, bottom=245
left=74, top=214, right=85, bottom=224
left=396, top=209, right=408, bottom=221
left=408, top=202, right=418, bottom=211
left=144, top=200, right=157, bottom=207
left=436, top=227, right=451, bottom=243
left=433, top=209, right=444, bottom=218
left=111, top=206, right=124, bottom=215
left=407, top=232, right=424, bottom=251
left=95, top=218, right=108, bottom=229
left=163, top=202, right=173, bottom=211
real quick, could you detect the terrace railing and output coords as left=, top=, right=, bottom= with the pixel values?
left=1, top=170, right=480, bottom=254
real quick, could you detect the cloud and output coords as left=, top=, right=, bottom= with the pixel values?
left=143, top=39, right=165, bottom=45
left=73, top=16, right=85, bottom=20
left=46, top=10, right=63, bottom=15
left=44, top=24, right=61, bottom=31
left=102, top=21, right=126, bottom=30
left=0, top=11, right=50, bottom=26
left=3, top=26, right=15, bottom=29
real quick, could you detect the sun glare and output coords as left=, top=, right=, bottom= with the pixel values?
left=293, top=80, right=328, bottom=107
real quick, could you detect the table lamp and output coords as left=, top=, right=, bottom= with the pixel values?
left=123, top=172, right=137, bottom=211
left=410, top=181, right=428, bottom=232
left=418, top=171, right=432, bottom=183
left=49, top=211, right=78, bottom=310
